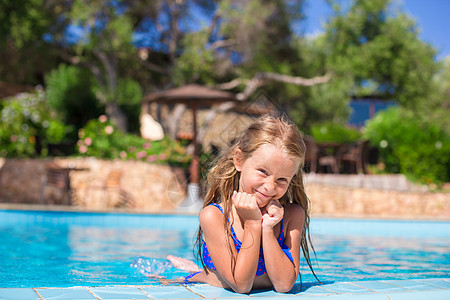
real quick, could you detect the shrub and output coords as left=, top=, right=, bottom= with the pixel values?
left=363, top=107, right=449, bottom=185
left=116, top=78, right=143, bottom=133
left=310, top=122, right=362, bottom=143
left=45, top=64, right=102, bottom=132
left=0, top=88, right=68, bottom=157
left=77, top=115, right=191, bottom=168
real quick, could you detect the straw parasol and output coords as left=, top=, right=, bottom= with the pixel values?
left=143, top=84, right=237, bottom=185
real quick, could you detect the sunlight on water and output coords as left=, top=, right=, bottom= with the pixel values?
left=305, top=235, right=450, bottom=283
left=0, top=210, right=448, bottom=287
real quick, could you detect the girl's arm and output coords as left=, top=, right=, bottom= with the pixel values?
left=262, top=202, right=304, bottom=293
left=200, top=193, right=262, bottom=294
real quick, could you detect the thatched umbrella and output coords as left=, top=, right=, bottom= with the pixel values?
left=143, top=84, right=237, bottom=186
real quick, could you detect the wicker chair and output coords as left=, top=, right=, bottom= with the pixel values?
left=303, top=136, right=339, bottom=173
left=338, top=140, right=370, bottom=174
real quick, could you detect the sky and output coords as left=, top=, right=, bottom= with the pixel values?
left=302, top=0, right=450, bottom=60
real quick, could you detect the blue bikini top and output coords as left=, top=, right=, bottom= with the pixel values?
left=202, top=203, right=294, bottom=276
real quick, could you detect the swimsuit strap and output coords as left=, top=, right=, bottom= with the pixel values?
left=183, top=271, right=202, bottom=284
left=202, top=203, right=241, bottom=270
left=209, top=203, right=240, bottom=245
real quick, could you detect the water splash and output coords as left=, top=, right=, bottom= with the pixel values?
left=130, top=257, right=172, bottom=277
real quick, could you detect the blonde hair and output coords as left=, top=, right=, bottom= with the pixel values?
left=196, top=114, right=318, bottom=281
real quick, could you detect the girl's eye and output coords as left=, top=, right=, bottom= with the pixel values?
left=258, top=169, right=268, bottom=175
left=278, top=178, right=288, bottom=183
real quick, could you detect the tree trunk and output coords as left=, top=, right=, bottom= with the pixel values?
left=106, top=102, right=128, bottom=132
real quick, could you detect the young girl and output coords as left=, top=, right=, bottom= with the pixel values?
left=173, top=114, right=318, bottom=293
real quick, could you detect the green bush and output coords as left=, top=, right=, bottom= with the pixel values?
left=77, top=115, right=191, bottom=168
left=116, top=78, right=143, bottom=133
left=310, top=122, right=362, bottom=143
left=363, top=107, right=449, bottom=185
left=0, top=88, right=68, bottom=157
left=45, top=64, right=102, bottom=132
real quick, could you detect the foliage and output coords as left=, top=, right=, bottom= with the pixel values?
left=423, top=57, right=450, bottom=134
left=286, top=35, right=351, bottom=128
left=45, top=64, right=102, bottom=132
left=310, top=122, right=362, bottom=144
left=173, top=29, right=216, bottom=86
left=21, top=0, right=157, bottom=131
left=77, top=115, right=191, bottom=168
left=324, top=0, right=438, bottom=109
left=289, top=0, right=441, bottom=136
left=0, top=0, right=66, bottom=84
left=0, top=88, right=68, bottom=157
left=363, top=107, right=450, bottom=185
left=1, top=0, right=448, bottom=185
left=116, top=77, right=143, bottom=133
left=0, top=0, right=57, bottom=48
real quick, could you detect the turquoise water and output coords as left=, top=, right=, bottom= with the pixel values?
left=0, top=210, right=449, bottom=288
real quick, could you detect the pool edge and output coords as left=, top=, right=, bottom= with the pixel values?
left=1, top=278, right=449, bottom=299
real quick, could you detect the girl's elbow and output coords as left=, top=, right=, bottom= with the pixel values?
left=231, top=283, right=252, bottom=294
left=273, top=276, right=297, bottom=293
left=274, top=283, right=294, bottom=293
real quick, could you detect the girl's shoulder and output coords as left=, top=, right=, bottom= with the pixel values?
left=283, top=203, right=306, bottom=224
left=199, top=203, right=224, bottom=224
left=199, top=203, right=228, bottom=235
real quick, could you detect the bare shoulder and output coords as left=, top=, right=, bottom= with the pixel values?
left=199, top=204, right=223, bottom=226
left=283, top=203, right=306, bottom=225
left=199, top=204, right=228, bottom=245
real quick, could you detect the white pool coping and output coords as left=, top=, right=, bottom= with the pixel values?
left=1, top=278, right=449, bottom=299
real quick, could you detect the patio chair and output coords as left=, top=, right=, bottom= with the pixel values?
left=337, top=140, right=370, bottom=174
left=303, top=136, right=339, bottom=173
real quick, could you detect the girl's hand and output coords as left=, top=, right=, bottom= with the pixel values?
left=261, top=199, right=284, bottom=229
left=232, top=191, right=262, bottom=223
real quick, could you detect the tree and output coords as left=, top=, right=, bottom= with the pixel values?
left=53, top=0, right=218, bottom=131
left=48, top=0, right=138, bottom=131
left=2, top=0, right=441, bottom=138
left=172, top=0, right=333, bottom=133
left=426, top=56, right=450, bottom=134
left=324, top=0, right=439, bottom=109
left=0, top=0, right=63, bottom=84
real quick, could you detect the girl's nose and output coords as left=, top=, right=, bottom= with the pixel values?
left=264, top=178, right=276, bottom=192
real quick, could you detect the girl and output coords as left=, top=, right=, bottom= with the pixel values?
left=176, top=114, right=319, bottom=293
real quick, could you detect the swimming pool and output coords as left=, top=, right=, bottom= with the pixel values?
left=0, top=209, right=449, bottom=288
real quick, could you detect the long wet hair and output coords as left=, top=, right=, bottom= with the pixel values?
left=195, top=114, right=319, bottom=282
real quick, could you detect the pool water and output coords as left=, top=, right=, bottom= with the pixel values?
left=0, top=210, right=449, bottom=288
left=0, top=211, right=198, bottom=288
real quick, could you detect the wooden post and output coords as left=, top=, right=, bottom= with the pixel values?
left=190, top=103, right=199, bottom=184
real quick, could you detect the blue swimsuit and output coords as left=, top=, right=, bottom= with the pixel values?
left=201, top=203, right=294, bottom=276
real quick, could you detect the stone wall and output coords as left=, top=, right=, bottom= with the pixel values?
left=307, top=183, right=449, bottom=220
left=0, top=158, right=448, bottom=219
left=0, top=158, right=187, bottom=212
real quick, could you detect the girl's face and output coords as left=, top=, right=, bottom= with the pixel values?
left=234, top=144, right=299, bottom=208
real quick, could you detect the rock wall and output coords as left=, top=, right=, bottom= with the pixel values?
left=307, top=183, right=449, bottom=220
left=0, top=158, right=448, bottom=219
left=0, top=158, right=187, bottom=212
